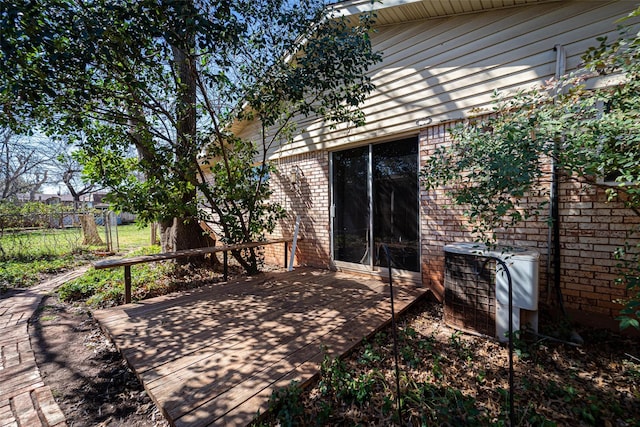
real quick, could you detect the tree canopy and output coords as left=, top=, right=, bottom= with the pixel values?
left=1, top=0, right=381, bottom=271
left=0, top=128, right=56, bottom=200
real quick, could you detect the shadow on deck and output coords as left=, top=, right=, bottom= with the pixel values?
left=94, top=267, right=429, bottom=426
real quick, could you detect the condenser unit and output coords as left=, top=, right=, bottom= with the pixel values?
left=443, top=243, right=540, bottom=342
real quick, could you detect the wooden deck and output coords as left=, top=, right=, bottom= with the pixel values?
left=93, top=267, right=429, bottom=426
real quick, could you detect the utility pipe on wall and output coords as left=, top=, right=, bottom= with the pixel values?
left=547, top=44, right=566, bottom=314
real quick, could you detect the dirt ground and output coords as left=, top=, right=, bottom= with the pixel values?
left=31, top=294, right=169, bottom=427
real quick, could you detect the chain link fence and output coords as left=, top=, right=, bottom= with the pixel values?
left=0, top=210, right=120, bottom=260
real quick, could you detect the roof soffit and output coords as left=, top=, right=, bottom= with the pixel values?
left=331, top=0, right=563, bottom=25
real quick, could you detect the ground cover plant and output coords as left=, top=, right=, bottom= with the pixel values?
left=57, top=245, right=163, bottom=307
left=0, top=254, right=81, bottom=290
left=260, top=300, right=640, bottom=426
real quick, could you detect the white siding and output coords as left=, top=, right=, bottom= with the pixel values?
left=241, top=0, right=637, bottom=159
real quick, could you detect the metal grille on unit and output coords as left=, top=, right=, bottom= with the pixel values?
left=444, top=250, right=496, bottom=337
left=444, top=243, right=540, bottom=342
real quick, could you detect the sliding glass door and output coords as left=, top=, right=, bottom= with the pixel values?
left=332, top=137, right=419, bottom=272
left=332, top=146, right=371, bottom=265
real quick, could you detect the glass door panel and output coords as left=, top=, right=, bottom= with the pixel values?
left=372, top=138, right=419, bottom=271
left=332, top=146, right=370, bottom=265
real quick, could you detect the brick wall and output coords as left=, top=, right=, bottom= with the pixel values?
left=264, top=123, right=638, bottom=324
left=419, top=122, right=640, bottom=322
left=557, top=178, right=640, bottom=319
left=264, top=151, right=332, bottom=269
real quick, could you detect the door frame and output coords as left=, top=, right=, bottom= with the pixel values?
left=329, top=137, right=421, bottom=278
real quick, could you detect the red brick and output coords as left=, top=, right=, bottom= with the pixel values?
left=565, top=283, right=595, bottom=292
left=12, top=391, right=40, bottom=427
left=580, top=264, right=611, bottom=273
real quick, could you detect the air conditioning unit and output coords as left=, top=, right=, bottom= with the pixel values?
left=444, top=243, right=540, bottom=342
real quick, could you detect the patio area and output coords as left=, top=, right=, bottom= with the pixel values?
left=93, top=267, right=429, bottom=426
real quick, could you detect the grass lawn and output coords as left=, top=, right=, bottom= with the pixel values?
left=112, top=223, right=155, bottom=251
left=0, top=223, right=153, bottom=290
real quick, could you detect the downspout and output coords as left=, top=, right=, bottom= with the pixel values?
left=548, top=44, right=566, bottom=315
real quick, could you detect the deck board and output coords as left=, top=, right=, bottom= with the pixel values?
left=94, top=267, right=429, bottom=426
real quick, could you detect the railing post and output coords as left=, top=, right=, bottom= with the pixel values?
left=124, top=265, right=132, bottom=304
left=223, top=251, right=228, bottom=282
left=284, top=242, right=288, bottom=268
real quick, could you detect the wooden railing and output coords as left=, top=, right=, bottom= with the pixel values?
left=93, top=238, right=295, bottom=304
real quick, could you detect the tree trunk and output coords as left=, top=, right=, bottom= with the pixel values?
left=231, top=248, right=261, bottom=275
left=159, top=219, right=175, bottom=252
left=80, top=214, right=103, bottom=246
left=160, top=217, right=217, bottom=257
left=167, top=4, right=203, bottom=254
left=150, top=222, right=159, bottom=246
left=152, top=3, right=217, bottom=260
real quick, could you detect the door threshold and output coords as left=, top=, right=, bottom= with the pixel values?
left=333, top=262, right=421, bottom=285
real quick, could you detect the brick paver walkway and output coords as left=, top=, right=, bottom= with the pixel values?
left=0, top=267, right=88, bottom=427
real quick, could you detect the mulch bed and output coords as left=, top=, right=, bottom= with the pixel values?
left=262, top=298, right=640, bottom=426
